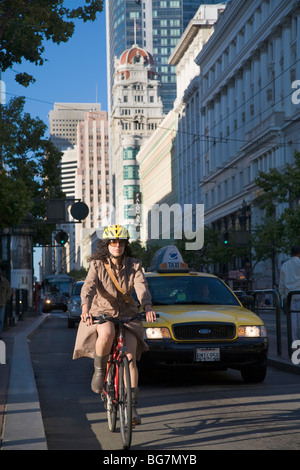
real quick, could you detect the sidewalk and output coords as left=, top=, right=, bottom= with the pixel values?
left=266, top=329, right=300, bottom=376
left=0, top=310, right=48, bottom=450
left=0, top=309, right=299, bottom=451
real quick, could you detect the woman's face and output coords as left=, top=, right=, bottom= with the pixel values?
left=108, top=239, right=127, bottom=259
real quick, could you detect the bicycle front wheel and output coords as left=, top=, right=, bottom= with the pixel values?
left=106, top=362, right=117, bottom=432
left=118, top=356, right=132, bottom=450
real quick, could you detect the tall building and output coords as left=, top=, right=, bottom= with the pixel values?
left=137, top=3, right=224, bottom=243
left=45, top=104, right=106, bottom=274
left=106, top=0, right=222, bottom=115
left=77, top=111, right=110, bottom=231
left=110, top=44, right=164, bottom=238
left=169, top=0, right=300, bottom=288
left=76, top=111, right=110, bottom=268
left=49, top=102, right=101, bottom=151
left=169, top=3, right=226, bottom=209
left=60, top=147, right=78, bottom=198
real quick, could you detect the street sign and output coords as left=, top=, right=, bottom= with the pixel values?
left=70, top=201, right=89, bottom=222
left=46, top=199, right=66, bottom=223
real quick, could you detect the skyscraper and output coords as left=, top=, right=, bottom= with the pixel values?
left=106, top=0, right=222, bottom=114
left=49, top=103, right=101, bottom=151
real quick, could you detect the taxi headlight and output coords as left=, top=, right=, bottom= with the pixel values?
left=238, top=326, right=267, bottom=337
left=144, top=327, right=171, bottom=339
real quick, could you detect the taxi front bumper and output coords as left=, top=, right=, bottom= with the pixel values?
left=142, top=337, right=268, bottom=369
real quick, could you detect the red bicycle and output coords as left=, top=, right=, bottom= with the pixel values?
left=94, top=313, right=147, bottom=450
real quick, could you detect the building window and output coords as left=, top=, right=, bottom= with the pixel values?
left=124, top=185, right=140, bottom=199
left=123, top=147, right=139, bottom=160
left=124, top=205, right=136, bottom=219
left=170, top=29, right=180, bottom=36
left=124, top=165, right=139, bottom=180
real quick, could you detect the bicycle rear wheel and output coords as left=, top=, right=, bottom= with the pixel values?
left=106, top=362, right=117, bottom=432
left=118, top=356, right=132, bottom=450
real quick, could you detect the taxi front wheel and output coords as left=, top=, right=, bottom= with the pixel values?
left=241, top=363, right=267, bottom=383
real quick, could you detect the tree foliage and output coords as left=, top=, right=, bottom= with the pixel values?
left=67, top=267, right=88, bottom=281
left=254, top=150, right=300, bottom=256
left=0, top=0, right=104, bottom=86
left=0, top=1, right=103, bottom=241
left=130, top=240, right=161, bottom=269
left=0, top=97, right=64, bottom=241
left=130, top=227, right=250, bottom=274
left=0, top=170, right=31, bottom=227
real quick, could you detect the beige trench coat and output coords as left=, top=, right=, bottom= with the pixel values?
left=73, top=256, right=153, bottom=360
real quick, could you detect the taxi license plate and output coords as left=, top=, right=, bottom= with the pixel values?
left=195, top=348, right=220, bottom=362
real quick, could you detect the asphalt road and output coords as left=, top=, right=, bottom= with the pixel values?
left=29, top=314, right=300, bottom=451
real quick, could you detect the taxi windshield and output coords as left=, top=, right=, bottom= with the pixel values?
left=146, top=276, right=240, bottom=306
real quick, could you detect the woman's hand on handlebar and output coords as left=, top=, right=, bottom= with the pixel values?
left=81, top=308, right=93, bottom=326
left=145, top=309, right=156, bottom=323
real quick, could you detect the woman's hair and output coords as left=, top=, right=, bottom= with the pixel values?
left=88, top=239, right=133, bottom=262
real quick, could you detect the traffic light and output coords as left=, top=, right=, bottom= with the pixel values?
left=223, top=232, right=229, bottom=245
left=55, top=230, right=69, bottom=245
left=221, top=231, right=230, bottom=245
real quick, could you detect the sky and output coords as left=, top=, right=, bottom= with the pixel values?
left=3, top=3, right=108, bottom=133
left=2, top=3, right=108, bottom=280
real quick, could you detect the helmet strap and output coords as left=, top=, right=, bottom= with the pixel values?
left=109, top=252, right=124, bottom=262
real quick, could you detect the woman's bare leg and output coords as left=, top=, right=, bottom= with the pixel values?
left=95, top=321, right=115, bottom=356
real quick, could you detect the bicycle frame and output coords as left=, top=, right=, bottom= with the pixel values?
left=103, top=325, right=127, bottom=407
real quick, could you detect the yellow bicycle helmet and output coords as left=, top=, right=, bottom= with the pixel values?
left=103, top=224, right=130, bottom=240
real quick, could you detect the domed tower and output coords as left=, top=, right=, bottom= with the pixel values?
left=111, top=43, right=164, bottom=239
left=118, top=45, right=156, bottom=81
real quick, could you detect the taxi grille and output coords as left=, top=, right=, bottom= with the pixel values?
left=172, top=322, right=236, bottom=341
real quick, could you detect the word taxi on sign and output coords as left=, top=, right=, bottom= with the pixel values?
left=147, top=245, right=189, bottom=273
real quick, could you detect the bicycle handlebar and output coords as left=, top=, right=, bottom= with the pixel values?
left=92, top=311, right=159, bottom=325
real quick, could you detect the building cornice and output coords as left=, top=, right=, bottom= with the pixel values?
left=196, top=0, right=300, bottom=106
left=195, top=0, right=248, bottom=66
left=168, top=19, right=216, bottom=66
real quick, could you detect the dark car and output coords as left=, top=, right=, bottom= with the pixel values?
left=42, top=274, right=73, bottom=313
left=67, top=281, right=84, bottom=328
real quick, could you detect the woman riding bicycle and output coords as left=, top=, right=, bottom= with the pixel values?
left=73, top=224, right=156, bottom=425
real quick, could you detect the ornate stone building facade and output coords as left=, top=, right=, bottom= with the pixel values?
left=195, top=0, right=300, bottom=286
left=110, top=44, right=163, bottom=238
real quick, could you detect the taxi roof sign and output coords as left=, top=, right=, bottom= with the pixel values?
left=147, top=245, right=189, bottom=272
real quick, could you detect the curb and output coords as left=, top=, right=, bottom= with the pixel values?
left=267, top=356, right=300, bottom=375
left=1, top=315, right=49, bottom=450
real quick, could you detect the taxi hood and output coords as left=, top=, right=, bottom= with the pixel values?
left=152, top=304, right=264, bottom=327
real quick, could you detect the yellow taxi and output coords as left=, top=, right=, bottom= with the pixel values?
left=141, top=246, right=268, bottom=383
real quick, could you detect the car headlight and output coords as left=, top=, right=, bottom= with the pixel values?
left=70, top=300, right=81, bottom=310
left=238, top=326, right=267, bottom=337
left=45, top=299, right=51, bottom=304
left=144, top=327, right=171, bottom=339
